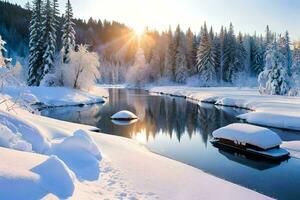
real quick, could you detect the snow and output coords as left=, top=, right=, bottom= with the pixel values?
left=282, top=141, right=300, bottom=159
left=2, top=86, right=107, bottom=107
left=212, top=123, right=282, bottom=150
left=111, top=110, right=138, bottom=120
left=149, top=86, right=300, bottom=131
left=0, top=88, right=272, bottom=200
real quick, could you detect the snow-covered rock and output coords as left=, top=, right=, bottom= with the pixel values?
left=111, top=110, right=138, bottom=120
left=212, top=123, right=282, bottom=150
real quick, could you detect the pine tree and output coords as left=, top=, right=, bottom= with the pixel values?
left=252, top=36, right=264, bottom=74
left=280, top=31, right=292, bottom=76
left=41, top=0, right=59, bottom=81
left=62, top=0, right=76, bottom=64
left=223, top=23, right=237, bottom=82
left=259, top=41, right=290, bottom=95
left=292, top=43, right=300, bottom=86
left=196, top=22, right=217, bottom=84
left=163, top=28, right=173, bottom=78
left=175, top=32, right=188, bottom=83
left=186, top=28, right=194, bottom=73
left=28, top=0, right=44, bottom=86
left=234, top=32, right=247, bottom=76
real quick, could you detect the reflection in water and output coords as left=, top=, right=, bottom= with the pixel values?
left=41, top=88, right=300, bottom=200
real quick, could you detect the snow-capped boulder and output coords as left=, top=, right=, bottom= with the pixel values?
left=111, top=110, right=138, bottom=120
left=212, top=123, right=282, bottom=150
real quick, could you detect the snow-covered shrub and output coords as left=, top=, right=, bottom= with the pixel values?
left=61, top=45, right=100, bottom=90
left=126, top=48, right=149, bottom=86
left=258, top=41, right=291, bottom=95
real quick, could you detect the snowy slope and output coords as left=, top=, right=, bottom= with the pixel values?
left=149, top=86, right=300, bottom=131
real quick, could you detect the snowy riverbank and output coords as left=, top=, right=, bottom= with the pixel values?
left=2, top=85, right=108, bottom=108
left=149, top=86, right=300, bottom=131
left=0, top=86, right=273, bottom=200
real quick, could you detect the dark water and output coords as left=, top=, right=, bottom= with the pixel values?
left=41, top=88, right=300, bottom=200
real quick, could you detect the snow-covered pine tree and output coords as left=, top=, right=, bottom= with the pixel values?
left=259, top=41, right=290, bottom=95
left=279, top=31, right=292, bottom=76
left=191, top=34, right=200, bottom=75
left=174, top=31, right=188, bottom=83
left=292, top=42, right=300, bottom=87
left=223, top=23, right=237, bottom=83
left=41, top=0, right=59, bottom=82
left=233, top=32, right=247, bottom=77
left=163, top=28, right=173, bottom=78
left=28, top=0, right=44, bottom=86
left=186, top=28, right=194, bottom=73
left=219, top=26, right=225, bottom=84
left=196, top=22, right=217, bottom=84
left=61, top=0, right=76, bottom=64
left=251, top=36, right=264, bottom=75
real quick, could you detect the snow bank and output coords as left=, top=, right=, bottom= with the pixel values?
left=149, top=86, right=300, bottom=131
left=0, top=111, right=51, bottom=153
left=212, top=123, right=282, bottom=150
left=2, top=86, right=106, bottom=107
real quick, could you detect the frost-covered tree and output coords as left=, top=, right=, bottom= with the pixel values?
left=258, top=41, right=290, bottom=95
left=60, top=45, right=100, bottom=90
left=196, top=22, right=217, bottom=83
left=28, top=0, right=44, bottom=86
left=41, top=0, right=59, bottom=81
left=126, top=48, right=149, bottom=85
left=61, top=0, right=76, bottom=64
left=163, top=28, right=173, bottom=78
left=149, top=46, right=161, bottom=81
left=219, top=26, right=226, bottom=84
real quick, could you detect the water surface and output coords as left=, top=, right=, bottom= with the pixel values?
left=41, top=88, right=300, bottom=200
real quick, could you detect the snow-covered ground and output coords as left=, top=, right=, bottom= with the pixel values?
left=149, top=86, right=300, bottom=131
left=2, top=85, right=108, bottom=108
left=0, top=86, right=273, bottom=199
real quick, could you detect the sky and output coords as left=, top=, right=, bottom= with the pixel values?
left=9, top=0, right=300, bottom=40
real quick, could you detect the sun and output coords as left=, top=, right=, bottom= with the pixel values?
left=133, top=25, right=145, bottom=37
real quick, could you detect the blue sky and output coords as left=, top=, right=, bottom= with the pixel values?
left=9, top=0, right=300, bottom=39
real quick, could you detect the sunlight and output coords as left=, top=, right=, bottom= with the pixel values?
left=132, top=25, right=145, bottom=38
left=132, top=129, right=147, bottom=144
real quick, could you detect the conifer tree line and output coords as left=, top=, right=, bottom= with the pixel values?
left=131, top=23, right=294, bottom=88
left=28, top=0, right=75, bottom=86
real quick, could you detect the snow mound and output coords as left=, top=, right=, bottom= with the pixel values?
left=212, top=123, right=282, bottom=150
left=51, top=130, right=101, bottom=180
left=32, top=156, right=75, bottom=198
left=0, top=124, right=32, bottom=152
left=111, top=110, right=138, bottom=120
left=0, top=112, right=51, bottom=153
